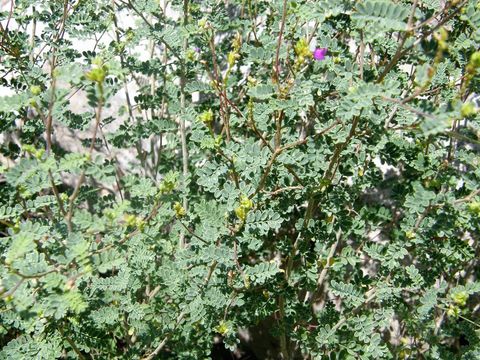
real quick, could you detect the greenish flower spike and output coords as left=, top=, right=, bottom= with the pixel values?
left=451, top=291, right=469, bottom=307
left=198, top=109, right=214, bottom=124
left=30, top=85, right=41, bottom=96
left=461, top=102, right=476, bottom=117
left=173, top=202, right=186, bottom=217
left=234, top=195, right=253, bottom=222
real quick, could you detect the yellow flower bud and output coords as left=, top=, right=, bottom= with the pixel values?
left=467, top=201, right=480, bottom=214
left=451, top=291, right=468, bottom=307
left=233, top=32, right=242, bottom=52
left=447, top=304, right=460, bottom=317
left=173, top=202, right=186, bottom=218
left=239, top=195, right=253, bottom=210
left=30, top=85, right=41, bottom=96
left=124, top=214, right=137, bottom=227
left=198, top=17, right=208, bottom=29
left=227, top=51, right=241, bottom=68
left=234, top=206, right=247, bottom=222
left=86, top=67, right=106, bottom=83
left=198, top=109, right=214, bottom=124
left=215, top=321, right=229, bottom=335
left=461, top=102, right=476, bottom=118
left=243, top=275, right=251, bottom=289
left=294, top=38, right=311, bottom=58
left=405, top=230, right=416, bottom=239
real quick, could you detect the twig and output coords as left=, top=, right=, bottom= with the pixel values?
left=306, top=20, right=319, bottom=45
left=251, top=148, right=282, bottom=197
left=251, top=120, right=342, bottom=198
left=382, top=96, right=435, bottom=119
left=316, top=228, right=342, bottom=292
left=377, top=0, right=418, bottom=83
left=178, top=0, right=190, bottom=248
left=273, top=0, right=288, bottom=83
left=58, top=324, right=89, bottom=360
left=411, top=0, right=457, bottom=31
left=328, top=289, right=377, bottom=335
left=436, top=304, right=480, bottom=329
left=453, top=189, right=480, bottom=204
left=266, top=186, right=303, bottom=196
left=0, top=0, right=14, bottom=45
left=223, top=290, right=239, bottom=321
left=29, top=6, right=36, bottom=64
left=391, top=0, right=468, bottom=70
left=91, top=199, right=162, bottom=256
left=278, top=294, right=289, bottom=359
left=178, top=220, right=208, bottom=244
left=118, top=0, right=179, bottom=58
left=208, top=34, right=230, bottom=140
left=275, top=110, right=283, bottom=150
left=0, top=278, right=24, bottom=299
left=359, top=31, right=365, bottom=80
left=141, top=261, right=218, bottom=360
left=45, top=0, right=69, bottom=156
left=65, top=87, right=103, bottom=232
left=247, top=0, right=260, bottom=43
left=147, top=285, right=161, bottom=302
left=111, top=0, right=146, bottom=173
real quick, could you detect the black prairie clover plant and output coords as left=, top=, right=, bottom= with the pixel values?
left=1, top=0, right=480, bottom=358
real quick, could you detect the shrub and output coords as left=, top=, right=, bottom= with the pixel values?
left=1, top=0, right=480, bottom=358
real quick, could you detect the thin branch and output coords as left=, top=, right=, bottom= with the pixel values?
left=328, top=289, right=377, bottom=335
left=48, top=170, right=67, bottom=216
left=317, top=228, right=342, bottom=292
left=58, top=324, right=89, bottom=360
left=118, top=0, right=179, bottom=58
left=111, top=0, right=145, bottom=174
left=141, top=261, right=218, bottom=360
left=306, top=20, right=319, bottom=45
left=178, top=220, right=208, bottom=244
left=91, top=199, right=162, bottom=256
left=207, top=33, right=230, bottom=140
left=382, top=96, right=435, bottom=119
left=411, top=0, right=457, bottom=31
left=436, top=304, right=480, bottom=329
left=65, top=87, right=103, bottom=232
left=179, top=0, right=190, bottom=248
left=0, top=0, right=15, bottom=45
left=275, top=110, right=283, bottom=150
left=377, top=0, right=418, bottom=83
left=453, top=189, right=480, bottom=204
left=251, top=120, right=341, bottom=198
left=45, top=0, right=69, bottom=156
left=251, top=148, right=282, bottom=197
left=0, top=278, right=24, bottom=299
left=273, top=0, right=288, bottom=83
left=358, top=31, right=365, bottom=80
left=278, top=294, right=289, bottom=359
left=393, top=0, right=468, bottom=68
left=266, top=186, right=303, bottom=196
left=28, top=6, right=36, bottom=63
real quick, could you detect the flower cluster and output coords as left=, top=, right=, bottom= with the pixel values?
left=294, top=38, right=328, bottom=65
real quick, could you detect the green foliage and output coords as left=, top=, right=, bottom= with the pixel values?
left=353, top=1, right=409, bottom=32
left=1, top=0, right=480, bottom=358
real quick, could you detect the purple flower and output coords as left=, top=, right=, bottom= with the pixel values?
left=194, top=47, right=201, bottom=53
left=313, top=47, right=328, bottom=61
